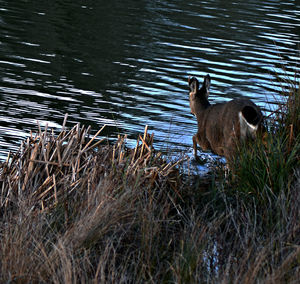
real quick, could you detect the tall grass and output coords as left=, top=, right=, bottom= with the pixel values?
left=219, top=72, right=300, bottom=282
left=232, top=73, right=299, bottom=204
left=0, top=76, right=299, bottom=283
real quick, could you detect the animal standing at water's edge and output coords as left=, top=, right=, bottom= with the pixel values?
left=188, top=74, right=264, bottom=164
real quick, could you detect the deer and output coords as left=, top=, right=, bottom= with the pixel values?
left=188, top=74, right=264, bottom=165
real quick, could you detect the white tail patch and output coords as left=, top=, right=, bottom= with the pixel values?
left=239, top=111, right=258, bottom=140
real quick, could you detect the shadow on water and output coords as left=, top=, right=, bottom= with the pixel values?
left=0, top=0, right=299, bottom=163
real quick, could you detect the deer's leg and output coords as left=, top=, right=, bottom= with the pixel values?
left=193, top=135, right=198, bottom=159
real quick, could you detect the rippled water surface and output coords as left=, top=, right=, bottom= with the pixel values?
left=0, top=0, right=299, bottom=159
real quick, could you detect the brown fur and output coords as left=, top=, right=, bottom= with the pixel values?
left=188, top=75, right=264, bottom=163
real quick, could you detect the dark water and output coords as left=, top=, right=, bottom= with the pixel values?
left=0, top=0, right=299, bottom=160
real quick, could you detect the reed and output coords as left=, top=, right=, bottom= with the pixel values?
left=0, top=116, right=182, bottom=215
left=0, top=117, right=186, bottom=282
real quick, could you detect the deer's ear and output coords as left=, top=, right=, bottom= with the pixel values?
left=188, top=76, right=199, bottom=94
left=200, top=74, right=211, bottom=98
left=203, top=74, right=211, bottom=96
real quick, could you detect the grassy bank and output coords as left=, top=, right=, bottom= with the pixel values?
left=0, top=79, right=299, bottom=283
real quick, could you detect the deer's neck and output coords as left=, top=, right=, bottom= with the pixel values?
left=192, top=96, right=211, bottom=117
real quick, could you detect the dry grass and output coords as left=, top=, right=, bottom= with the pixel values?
left=0, top=115, right=186, bottom=283
left=0, top=114, right=181, bottom=214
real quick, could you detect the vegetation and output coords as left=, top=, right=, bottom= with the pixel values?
left=0, top=77, right=299, bottom=283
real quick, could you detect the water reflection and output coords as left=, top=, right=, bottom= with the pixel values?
left=0, top=0, right=299, bottom=160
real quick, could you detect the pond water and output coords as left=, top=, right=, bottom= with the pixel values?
left=0, top=0, right=299, bottom=161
